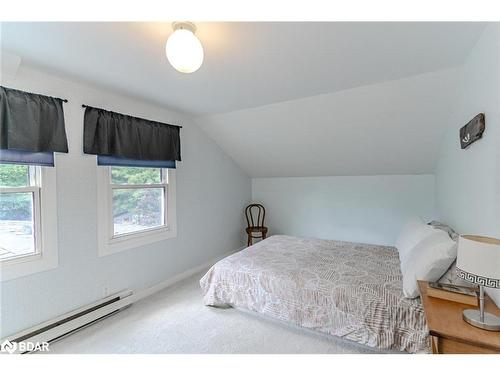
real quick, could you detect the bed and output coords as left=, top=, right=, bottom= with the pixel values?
left=200, top=235, right=430, bottom=353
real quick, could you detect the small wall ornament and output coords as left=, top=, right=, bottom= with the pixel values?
left=460, top=113, right=485, bottom=149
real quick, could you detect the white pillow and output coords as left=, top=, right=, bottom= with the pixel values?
left=395, top=217, right=437, bottom=264
left=401, top=231, right=457, bottom=298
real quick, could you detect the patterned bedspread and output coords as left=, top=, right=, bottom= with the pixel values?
left=200, top=235, right=430, bottom=353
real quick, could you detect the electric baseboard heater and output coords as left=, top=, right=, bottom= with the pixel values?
left=2, top=289, right=133, bottom=354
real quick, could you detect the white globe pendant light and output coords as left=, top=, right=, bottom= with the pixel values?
left=166, top=22, right=204, bottom=73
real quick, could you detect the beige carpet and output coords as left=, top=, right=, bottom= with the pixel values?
left=46, top=271, right=381, bottom=354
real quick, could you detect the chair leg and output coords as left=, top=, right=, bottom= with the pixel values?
left=247, top=234, right=252, bottom=247
left=263, top=231, right=267, bottom=240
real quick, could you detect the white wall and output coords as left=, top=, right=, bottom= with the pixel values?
left=0, top=66, right=251, bottom=337
left=435, top=24, right=500, bottom=306
left=252, top=175, right=436, bottom=246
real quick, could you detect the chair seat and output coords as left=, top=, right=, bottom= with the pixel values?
left=246, top=226, right=268, bottom=234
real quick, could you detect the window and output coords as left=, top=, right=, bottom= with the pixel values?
left=97, top=166, right=177, bottom=256
left=0, top=163, right=58, bottom=280
left=0, top=164, right=40, bottom=261
left=110, top=167, right=168, bottom=236
left=0, top=86, right=66, bottom=280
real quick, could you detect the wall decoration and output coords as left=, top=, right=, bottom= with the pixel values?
left=460, top=113, right=485, bottom=149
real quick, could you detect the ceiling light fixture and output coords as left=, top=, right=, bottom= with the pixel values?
left=166, top=22, right=204, bottom=74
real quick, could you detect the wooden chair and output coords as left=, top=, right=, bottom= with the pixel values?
left=245, top=204, right=268, bottom=247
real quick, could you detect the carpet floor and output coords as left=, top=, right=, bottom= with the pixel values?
left=46, top=271, right=379, bottom=354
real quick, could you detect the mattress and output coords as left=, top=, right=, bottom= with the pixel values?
left=200, top=235, right=430, bottom=353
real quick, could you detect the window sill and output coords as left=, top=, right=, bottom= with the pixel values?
left=98, top=226, right=177, bottom=257
left=0, top=251, right=58, bottom=281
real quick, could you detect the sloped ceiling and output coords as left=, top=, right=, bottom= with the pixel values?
left=1, top=22, right=485, bottom=115
left=196, top=68, right=461, bottom=177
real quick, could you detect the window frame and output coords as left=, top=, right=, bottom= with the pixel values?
left=96, top=165, right=177, bottom=257
left=0, top=166, right=41, bottom=262
left=0, top=165, right=59, bottom=281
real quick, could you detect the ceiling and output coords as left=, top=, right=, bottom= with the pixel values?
left=1, top=22, right=486, bottom=116
left=197, top=68, right=461, bottom=177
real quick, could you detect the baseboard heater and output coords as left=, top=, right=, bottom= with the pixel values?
left=3, top=289, right=133, bottom=354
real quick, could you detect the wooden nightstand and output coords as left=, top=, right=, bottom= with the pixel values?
left=418, top=280, right=500, bottom=354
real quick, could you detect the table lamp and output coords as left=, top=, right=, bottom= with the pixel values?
left=456, top=235, right=500, bottom=331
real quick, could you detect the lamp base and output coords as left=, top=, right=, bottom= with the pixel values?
left=463, top=309, right=500, bottom=331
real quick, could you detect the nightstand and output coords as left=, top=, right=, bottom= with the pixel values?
left=418, top=280, right=500, bottom=354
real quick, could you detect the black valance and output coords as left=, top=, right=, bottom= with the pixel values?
left=0, top=86, right=68, bottom=154
left=83, top=106, right=181, bottom=163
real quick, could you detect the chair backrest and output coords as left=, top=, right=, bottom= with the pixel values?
left=245, top=204, right=266, bottom=228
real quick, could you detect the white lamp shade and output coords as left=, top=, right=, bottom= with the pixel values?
left=457, top=235, right=500, bottom=288
left=166, top=28, right=204, bottom=73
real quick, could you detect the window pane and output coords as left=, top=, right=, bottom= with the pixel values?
left=112, top=188, right=164, bottom=235
left=0, top=164, right=30, bottom=187
left=111, top=167, right=162, bottom=184
left=0, top=192, right=35, bottom=260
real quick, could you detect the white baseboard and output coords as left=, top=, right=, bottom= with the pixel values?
left=133, top=247, right=244, bottom=302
